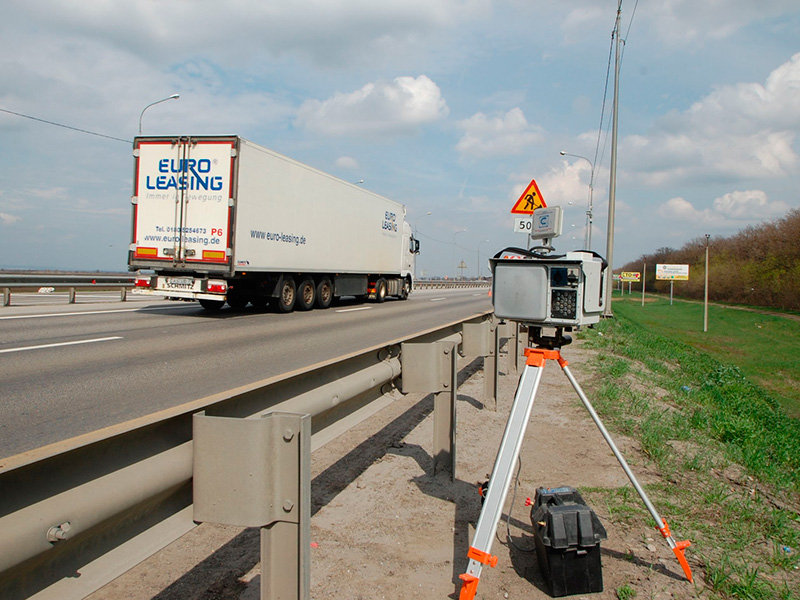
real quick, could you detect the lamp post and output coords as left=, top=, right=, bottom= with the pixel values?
left=414, top=211, right=432, bottom=237
left=413, top=212, right=431, bottom=280
left=452, top=229, right=467, bottom=279
left=703, top=234, right=710, bottom=333
left=477, top=239, right=489, bottom=279
left=138, top=94, right=180, bottom=134
left=559, top=151, right=595, bottom=251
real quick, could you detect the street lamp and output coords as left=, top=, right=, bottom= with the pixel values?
left=703, top=234, right=710, bottom=333
left=413, top=212, right=431, bottom=280
left=560, top=151, right=595, bottom=251
left=414, top=211, right=432, bottom=237
left=138, top=94, right=180, bottom=134
left=452, top=228, right=467, bottom=279
left=477, top=239, right=489, bottom=279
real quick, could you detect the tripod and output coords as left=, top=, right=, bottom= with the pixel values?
left=458, top=328, right=693, bottom=600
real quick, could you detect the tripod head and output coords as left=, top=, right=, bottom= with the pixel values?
left=529, top=326, right=572, bottom=350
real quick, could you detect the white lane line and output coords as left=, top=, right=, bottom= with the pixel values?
left=336, top=306, right=373, bottom=313
left=0, top=304, right=192, bottom=320
left=430, top=297, right=447, bottom=302
left=0, top=336, right=123, bottom=355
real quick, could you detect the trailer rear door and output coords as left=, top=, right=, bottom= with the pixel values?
left=131, top=137, right=235, bottom=270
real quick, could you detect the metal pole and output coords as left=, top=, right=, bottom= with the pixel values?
left=703, top=234, right=710, bottom=332
left=641, top=263, right=646, bottom=306
left=559, top=361, right=693, bottom=582
left=603, top=1, right=623, bottom=317
left=670, top=281, right=674, bottom=305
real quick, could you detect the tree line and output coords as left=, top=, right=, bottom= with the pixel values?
left=619, top=208, right=800, bottom=311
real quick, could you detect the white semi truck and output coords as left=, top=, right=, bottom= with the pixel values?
left=128, top=136, right=419, bottom=311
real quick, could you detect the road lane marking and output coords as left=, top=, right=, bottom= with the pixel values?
left=0, top=336, right=123, bottom=355
left=0, top=305, right=193, bottom=320
left=430, top=297, right=447, bottom=302
left=335, top=306, right=373, bottom=313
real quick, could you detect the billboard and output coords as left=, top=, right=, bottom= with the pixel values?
left=656, top=264, right=689, bottom=280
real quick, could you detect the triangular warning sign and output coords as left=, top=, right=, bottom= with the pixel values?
left=511, top=179, right=546, bottom=214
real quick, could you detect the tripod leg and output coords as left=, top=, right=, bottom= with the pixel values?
left=560, top=362, right=694, bottom=583
left=458, top=358, right=545, bottom=599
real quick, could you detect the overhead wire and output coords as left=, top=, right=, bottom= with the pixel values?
left=0, top=107, right=132, bottom=144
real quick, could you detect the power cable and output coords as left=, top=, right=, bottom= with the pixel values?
left=0, top=107, right=132, bottom=144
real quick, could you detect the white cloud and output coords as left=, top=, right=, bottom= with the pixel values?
left=0, top=212, right=21, bottom=225
left=713, top=189, right=790, bottom=219
left=456, top=108, right=543, bottom=158
left=335, top=156, right=360, bottom=170
left=295, top=76, right=449, bottom=137
left=642, top=0, right=797, bottom=45
left=5, top=0, right=492, bottom=68
left=624, top=53, right=800, bottom=186
left=656, top=190, right=789, bottom=225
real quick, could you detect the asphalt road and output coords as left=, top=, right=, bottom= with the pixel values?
left=0, top=288, right=491, bottom=459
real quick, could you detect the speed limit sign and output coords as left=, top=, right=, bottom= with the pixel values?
left=513, top=217, right=532, bottom=233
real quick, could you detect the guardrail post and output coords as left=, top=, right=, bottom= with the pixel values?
left=483, top=320, right=499, bottom=410
left=514, top=323, right=528, bottom=372
left=120, top=287, right=127, bottom=302
left=68, top=287, right=76, bottom=304
left=193, top=411, right=311, bottom=600
left=401, top=340, right=459, bottom=480
left=2, top=288, right=9, bottom=307
left=462, top=316, right=497, bottom=411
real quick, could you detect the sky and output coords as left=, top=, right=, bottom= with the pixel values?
left=1, top=0, right=799, bottom=278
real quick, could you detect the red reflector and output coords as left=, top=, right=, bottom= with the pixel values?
left=135, top=278, right=151, bottom=288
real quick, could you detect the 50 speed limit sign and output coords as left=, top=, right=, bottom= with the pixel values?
left=513, top=217, right=532, bottom=233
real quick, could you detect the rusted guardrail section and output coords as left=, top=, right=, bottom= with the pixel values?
left=0, top=310, right=521, bottom=600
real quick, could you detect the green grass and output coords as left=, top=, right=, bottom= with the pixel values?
left=574, top=301, right=800, bottom=599
left=610, top=293, right=800, bottom=417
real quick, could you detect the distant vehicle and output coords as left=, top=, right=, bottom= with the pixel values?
left=128, top=136, right=419, bottom=311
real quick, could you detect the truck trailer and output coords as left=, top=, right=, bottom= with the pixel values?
left=128, top=136, right=419, bottom=312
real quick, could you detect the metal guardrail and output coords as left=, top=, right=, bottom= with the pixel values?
left=0, top=273, right=135, bottom=306
left=0, top=274, right=488, bottom=306
left=415, top=280, right=490, bottom=289
left=0, top=309, right=518, bottom=600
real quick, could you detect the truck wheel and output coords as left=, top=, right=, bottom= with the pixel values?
left=251, top=297, right=269, bottom=311
left=297, top=278, right=315, bottom=311
left=226, top=293, right=249, bottom=310
left=400, top=278, right=411, bottom=300
left=316, top=278, right=333, bottom=309
left=199, top=299, right=224, bottom=310
left=375, top=278, right=387, bottom=303
left=277, top=277, right=296, bottom=313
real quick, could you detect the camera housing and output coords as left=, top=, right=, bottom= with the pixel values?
left=490, top=250, right=606, bottom=327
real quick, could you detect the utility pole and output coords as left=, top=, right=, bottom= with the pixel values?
left=603, top=1, right=623, bottom=317
left=703, top=234, right=710, bottom=332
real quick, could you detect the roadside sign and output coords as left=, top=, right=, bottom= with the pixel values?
left=620, top=271, right=641, bottom=282
left=510, top=179, right=546, bottom=214
left=513, top=216, right=532, bottom=234
left=656, top=264, right=689, bottom=280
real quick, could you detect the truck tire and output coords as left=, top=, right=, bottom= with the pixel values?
left=316, top=278, right=333, bottom=309
left=375, top=278, right=387, bottom=303
left=297, top=278, right=315, bottom=311
left=226, top=293, right=249, bottom=310
left=400, top=277, right=411, bottom=300
left=250, top=297, right=269, bottom=311
left=277, top=277, right=296, bottom=313
left=199, top=299, right=224, bottom=310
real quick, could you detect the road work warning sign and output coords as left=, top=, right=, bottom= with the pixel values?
left=510, top=179, right=546, bottom=214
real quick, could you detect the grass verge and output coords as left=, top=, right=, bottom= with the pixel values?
left=575, top=299, right=800, bottom=599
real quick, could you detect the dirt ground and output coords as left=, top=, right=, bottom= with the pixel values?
left=91, top=339, right=701, bottom=600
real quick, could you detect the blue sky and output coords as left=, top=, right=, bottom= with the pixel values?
left=1, top=0, right=798, bottom=278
